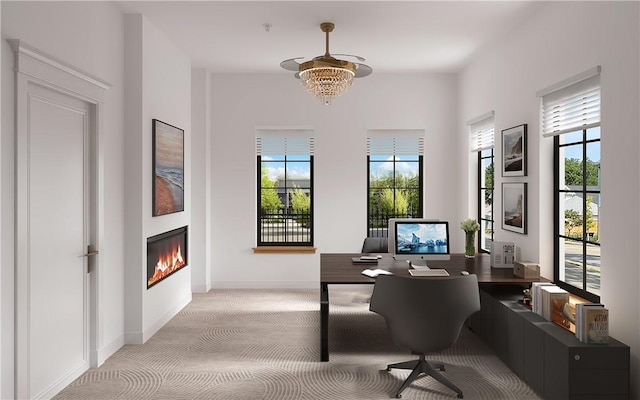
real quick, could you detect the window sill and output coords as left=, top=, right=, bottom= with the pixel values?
left=253, top=246, right=317, bottom=254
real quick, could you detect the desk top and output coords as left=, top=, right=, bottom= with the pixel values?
left=320, top=253, right=548, bottom=285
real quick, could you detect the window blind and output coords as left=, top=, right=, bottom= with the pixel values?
left=538, top=66, right=601, bottom=137
left=367, top=129, right=425, bottom=156
left=256, top=129, right=314, bottom=156
left=467, top=111, right=495, bottom=152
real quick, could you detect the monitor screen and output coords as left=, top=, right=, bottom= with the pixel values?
left=388, top=219, right=450, bottom=263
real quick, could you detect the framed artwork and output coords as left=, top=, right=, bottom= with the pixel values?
left=152, top=119, right=184, bottom=216
left=502, top=124, right=527, bottom=176
left=502, top=182, right=527, bottom=234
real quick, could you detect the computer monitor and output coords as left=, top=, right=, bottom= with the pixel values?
left=388, top=218, right=451, bottom=266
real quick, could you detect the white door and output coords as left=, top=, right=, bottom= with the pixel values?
left=17, top=82, right=92, bottom=399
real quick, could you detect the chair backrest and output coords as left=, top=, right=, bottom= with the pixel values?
left=361, top=237, right=388, bottom=253
left=369, top=274, right=480, bottom=355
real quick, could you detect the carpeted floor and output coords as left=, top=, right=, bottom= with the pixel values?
left=54, top=287, right=541, bottom=399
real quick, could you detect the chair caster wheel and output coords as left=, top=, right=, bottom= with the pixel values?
left=395, top=395, right=402, bottom=399
left=386, top=367, right=391, bottom=371
left=457, top=394, right=463, bottom=399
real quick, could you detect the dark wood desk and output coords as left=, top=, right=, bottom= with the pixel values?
left=319, top=253, right=547, bottom=361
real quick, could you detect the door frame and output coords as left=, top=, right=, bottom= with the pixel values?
left=9, top=40, right=111, bottom=399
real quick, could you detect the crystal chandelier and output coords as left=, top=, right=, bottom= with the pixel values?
left=280, top=22, right=372, bottom=105
left=299, top=64, right=355, bottom=106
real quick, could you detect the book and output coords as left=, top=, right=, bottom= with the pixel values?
left=540, top=285, right=569, bottom=324
left=361, top=268, right=393, bottom=278
left=531, top=282, right=556, bottom=316
left=575, top=303, right=607, bottom=343
left=583, top=307, right=609, bottom=344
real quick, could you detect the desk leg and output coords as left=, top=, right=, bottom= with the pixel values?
left=320, top=282, right=329, bottom=362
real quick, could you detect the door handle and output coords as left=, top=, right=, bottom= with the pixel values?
left=81, top=246, right=99, bottom=257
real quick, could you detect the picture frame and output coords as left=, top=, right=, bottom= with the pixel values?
left=152, top=119, right=184, bottom=216
left=502, top=182, right=527, bottom=234
left=502, top=124, right=527, bottom=176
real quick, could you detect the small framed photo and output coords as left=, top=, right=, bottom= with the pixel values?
left=152, top=119, right=184, bottom=216
left=502, top=124, right=527, bottom=177
left=502, top=182, right=527, bottom=234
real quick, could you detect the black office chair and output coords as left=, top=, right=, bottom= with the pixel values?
left=361, top=237, right=388, bottom=253
left=369, top=274, right=481, bottom=398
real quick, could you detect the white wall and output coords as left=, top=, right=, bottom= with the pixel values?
left=191, top=68, right=212, bottom=293
left=123, top=14, right=192, bottom=344
left=1, top=1, right=126, bottom=397
left=210, top=72, right=459, bottom=288
left=458, top=1, right=640, bottom=396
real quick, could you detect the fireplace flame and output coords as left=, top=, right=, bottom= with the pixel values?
left=148, top=244, right=186, bottom=287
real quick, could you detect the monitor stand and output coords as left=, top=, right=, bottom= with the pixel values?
left=408, top=260, right=430, bottom=269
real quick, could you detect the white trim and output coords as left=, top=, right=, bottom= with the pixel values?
left=536, top=66, right=601, bottom=98
left=11, top=39, right=110, bottom=398
left=466, top=110, right=495, bottom=126
left=212, top=281, right=318, bottom=289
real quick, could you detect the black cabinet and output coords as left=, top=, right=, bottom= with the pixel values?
left=473, top=287, right=630, bottom=400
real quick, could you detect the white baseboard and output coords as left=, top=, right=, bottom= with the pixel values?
left=191, top=284, right=210, bottom=293
left=142, top=292, right=192, bottom=343
left=211, top=281, right=318, bottom=289
left=91, top=334, right=125, bottom=368
left=124, top=292, right=192, bottom=345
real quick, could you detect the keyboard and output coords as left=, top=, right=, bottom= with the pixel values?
left=409, top=268, right=449, bottom=277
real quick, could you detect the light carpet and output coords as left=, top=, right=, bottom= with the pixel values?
left=54, top=287, right=541, bottom=399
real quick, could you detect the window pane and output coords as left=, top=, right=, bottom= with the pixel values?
left=586, top=242, right=601, bottom=296
left=560, top=237, right=584, bottom=290
left=585, top=141, right=600, bottom=189
left=586, top=193, right=600, bottom=243
left=586, top=126, right=601, bottom=141
left=370, top=160, right=393, bottom=188
left=395, top=161, right=420, bottom=189
left=561, top=192, right=584, bottom=239
left=480, top=220, right=493, bottom=252
left=560, top=130, right=584, bottom=145
left=560, top=144, right=584, bottom=188
left=481, top=158, right=494, bottom=189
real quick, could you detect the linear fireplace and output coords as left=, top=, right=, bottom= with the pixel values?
left=147, top=226, right=188, bottom=289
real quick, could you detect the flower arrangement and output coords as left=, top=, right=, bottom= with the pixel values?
left=460, top=218, right=480, bottom=233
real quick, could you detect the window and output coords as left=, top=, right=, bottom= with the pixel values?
left=539, top=66, right=601, bottom=302
left=256, top=130, right=313, bottom=246
left=469, top=112, right=495, bottom=253
left=367, top=130, right=424, bottom=237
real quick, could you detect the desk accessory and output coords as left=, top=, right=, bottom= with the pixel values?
left=513, top=261, right=540, bottom=278
left=361, top=268, right=392, bottom=278
left=351, top=257, right=378, bottom=264
left=491, top=241, right=514, bottom=268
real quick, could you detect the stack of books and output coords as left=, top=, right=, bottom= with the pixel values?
left=575, top=303, right=609, bottom=344
left=531, top=282, right=569, bottom=325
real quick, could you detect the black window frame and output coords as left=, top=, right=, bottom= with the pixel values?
left=366, top=155, right=423, bottom=238
left=257, top=155, right=314, bottom=246
left=477, top=148, right=494, bottom=253
left=553, top=129, right=600, bottom=303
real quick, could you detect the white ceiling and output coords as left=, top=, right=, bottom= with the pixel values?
left=117, top=1, right=541, bottom=74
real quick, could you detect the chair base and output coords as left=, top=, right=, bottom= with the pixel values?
left=387, top=354, right=463, bottom=398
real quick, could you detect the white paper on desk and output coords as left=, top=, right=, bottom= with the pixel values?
left=361, top=268, right=393, bottom=278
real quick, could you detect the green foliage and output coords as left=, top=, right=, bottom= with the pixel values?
left=290, top=185, right=311, bottom=227
left=369, top=170, right=420, bottom=219
left=564, top=209, right=582, bottom=236
left=485, top=163, right=494, bottom=205
left=564, top=158, right=599, bottom=186
left=260, top=165, right=283, bottom=216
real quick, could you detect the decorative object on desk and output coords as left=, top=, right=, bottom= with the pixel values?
left=501, top=123, right=527, bottom=177
left=502, top=182, right=527, bottom=234
left=513, top=261, right=540, bottom=278
left=491, top=241, right=515, bottom=268
left=361, top=268, right=392, bottom=278
left=152, top=119, right=184, bottom=216
left=460, top=218, right=480, bottom=258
